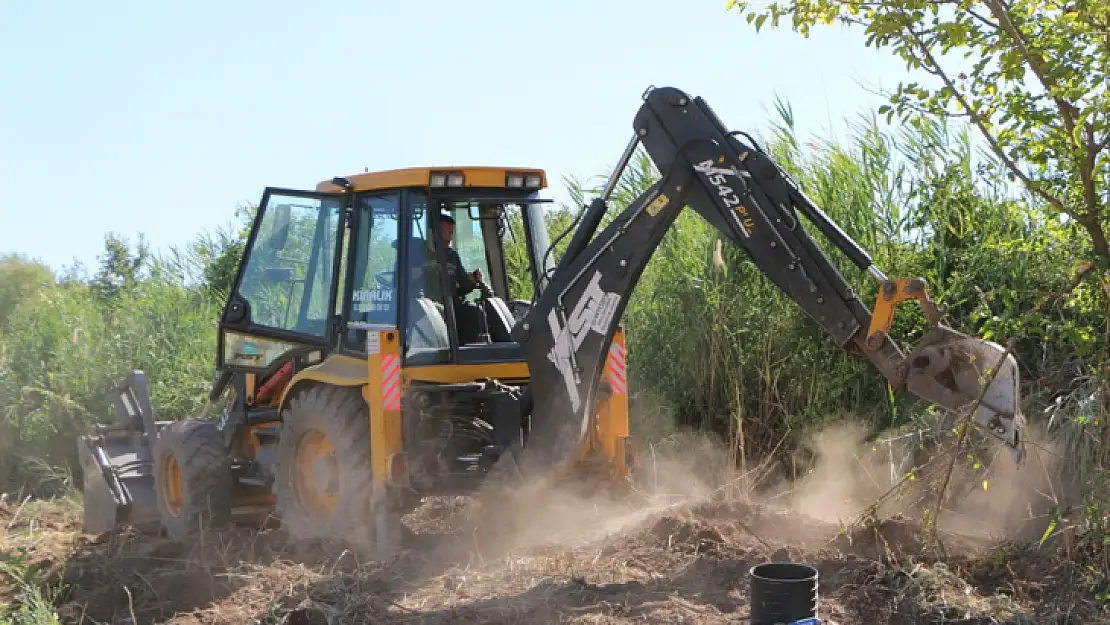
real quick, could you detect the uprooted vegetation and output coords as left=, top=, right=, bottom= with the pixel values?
left=3, top=422, right=1109, bottom=625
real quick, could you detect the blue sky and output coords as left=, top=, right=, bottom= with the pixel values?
left=0, top=0, right=912, bottom=274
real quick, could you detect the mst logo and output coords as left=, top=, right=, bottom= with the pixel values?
left=547, top=271, right=621, bottom=412
left=694, top=158, right=754, bottom=236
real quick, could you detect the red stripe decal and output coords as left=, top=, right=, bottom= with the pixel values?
left=608, top=344, right=627, bottom=395
left=381, top=354, right=401, bottom=410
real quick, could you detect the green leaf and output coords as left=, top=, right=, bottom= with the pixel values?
left=1039, top=519, right=1057, bottom=546
left=725, top=0, right=1110, bottom=261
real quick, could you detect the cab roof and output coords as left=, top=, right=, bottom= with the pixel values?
left=315, top=166, right=548, bottom=193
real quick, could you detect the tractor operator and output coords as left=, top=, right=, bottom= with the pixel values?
left=436, top=213, right=483, bottom=297
left=434, top=213, right=484, bottom=343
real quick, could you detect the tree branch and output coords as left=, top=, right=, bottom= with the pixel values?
left=901, top=21, right=1075, bottom=220
left=929, top=340, right=1015, bottom=560
left=966, top=7, right=1000, bottom=30
left=1094, top=109, right=1110, bottom=155
left=1084, top=121, right=1103, bottom=222
left=1096, top=131, right=1110, bottom=155
left=1031, top=261, right=1097, bottom=315
left=923, top=0, right=1001, bottom=28
left=983, top=0, right=1079, bottom=133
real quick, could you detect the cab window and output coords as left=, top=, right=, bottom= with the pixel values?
left=441, top=203, right=491, bottom=303
left=343, top=192, right=401, bottom=350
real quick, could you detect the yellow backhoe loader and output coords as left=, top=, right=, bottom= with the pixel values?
left=78, top=86, right=1025, bottom=553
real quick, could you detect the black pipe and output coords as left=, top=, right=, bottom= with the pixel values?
left=788, top=183, right=874, bottom=272
left=554, top=196, right=607, bottom=273
left=749, top=562, right=819, bottom=625
left=554, top=135, right=640, bottom=274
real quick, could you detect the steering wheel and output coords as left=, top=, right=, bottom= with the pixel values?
left=375, top=271, right=394, bottom=288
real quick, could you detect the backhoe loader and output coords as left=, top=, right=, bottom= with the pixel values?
left=78, top=86, right=1024, bottom=552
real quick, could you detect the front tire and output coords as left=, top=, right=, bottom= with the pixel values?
left=273, top=385, right=375, bottom=544
left=152, top=419, right=233, bottom=539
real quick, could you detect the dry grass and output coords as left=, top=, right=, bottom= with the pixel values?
left=2, top=425, right=1108, bottom=625
left=1, top=482, right=1107, bottom=625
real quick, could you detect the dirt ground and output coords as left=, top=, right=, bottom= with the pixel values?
left=0, top=489, right=1104, bottom=624
left=2, top=426, right=1107, bottom=624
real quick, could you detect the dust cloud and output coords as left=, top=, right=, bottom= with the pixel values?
left=944, top=424, right=1068, bottom=542
left=444, top=426, right=741, bottom=559
left=783, top=421, right=891, bottom=524
left=769, top=419, right=1069, bottom=545
left=430, top=406, right=1068, bottom=568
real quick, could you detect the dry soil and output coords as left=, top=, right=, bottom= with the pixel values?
left=2, top=425, right=1106, bottom=624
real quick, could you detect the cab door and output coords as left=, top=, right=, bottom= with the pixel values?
left=218, top=188, right=347, bottom=372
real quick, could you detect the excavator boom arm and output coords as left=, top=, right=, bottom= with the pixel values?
left=508, top=86, right=1024, bottom=481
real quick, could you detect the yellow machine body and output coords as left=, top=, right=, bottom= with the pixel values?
left=270, top=326, right=634, bottom=489
left=269, top=166, right=633, bottom=490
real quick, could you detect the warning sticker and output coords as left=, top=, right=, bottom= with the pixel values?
left=645, top=191, right=669, bottom=216
left=591, top=292, right=621, bottom=334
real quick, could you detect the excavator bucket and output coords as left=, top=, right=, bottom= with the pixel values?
left=76, top=371, right=164, bottom=535
left=903, top=325, right=1025, bottom=462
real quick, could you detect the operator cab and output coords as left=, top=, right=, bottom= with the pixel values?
left=216, top=167, right=555, bottom=374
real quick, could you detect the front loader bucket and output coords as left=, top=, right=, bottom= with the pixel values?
left=76, top=371, right=166, bottom=535
left=78, top=432, right=161, bottom=535
left=903, top=326, right=1026, bottom=462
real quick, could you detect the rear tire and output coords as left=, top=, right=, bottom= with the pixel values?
left=273, top=385, right=375, bottom=544
left=153, top=419, right=233, bottom=539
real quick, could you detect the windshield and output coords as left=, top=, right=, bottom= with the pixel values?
left=523, top=196, right=553, bottom=296
left=234, top=192, right=344, bottom=336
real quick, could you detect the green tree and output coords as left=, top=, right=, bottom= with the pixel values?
left=726, top=0, right=1110, bottom=267
left=190, top=206, right=253, bottom=297
left=0, top=254, right=54, bottom=331
left=91, top=232, right=150, bottom=302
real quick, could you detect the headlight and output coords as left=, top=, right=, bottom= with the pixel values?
left=431, top=172, right=464, bottom=187
left=506, top=173, right=525, bottom=188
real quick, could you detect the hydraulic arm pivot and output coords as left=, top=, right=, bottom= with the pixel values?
left=507, top=86, right=1024, bottom=484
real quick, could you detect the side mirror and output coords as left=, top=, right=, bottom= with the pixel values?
left=268, top=204, right=292, bottom=249
left=260, top=267, right=293, bottom=282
